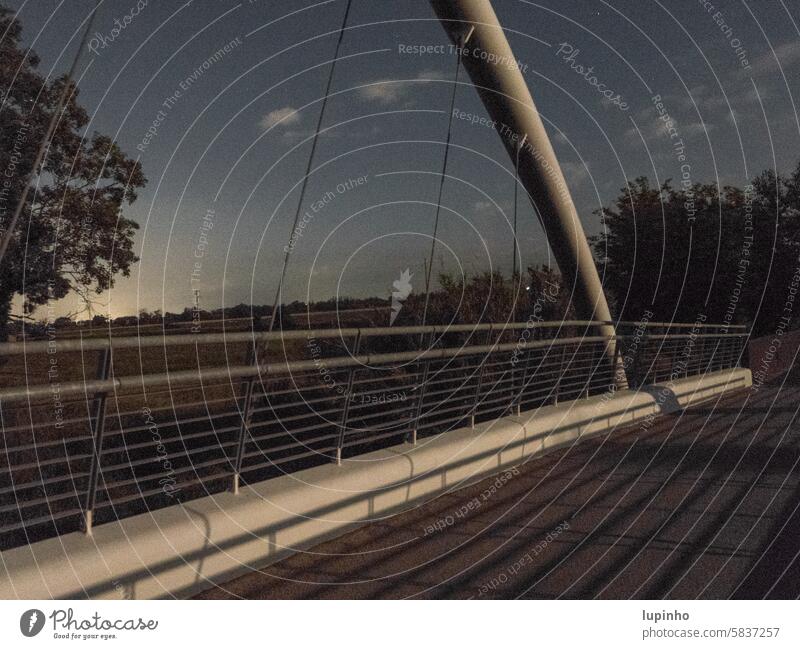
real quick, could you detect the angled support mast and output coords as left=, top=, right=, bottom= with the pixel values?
left=429, top=0, right=626, bottom=387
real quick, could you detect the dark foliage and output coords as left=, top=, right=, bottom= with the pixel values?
left=0, top=6, right=145, bottom=338
left=592, top=167, right=800, bottom=335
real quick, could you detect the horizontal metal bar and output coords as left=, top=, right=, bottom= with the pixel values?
left=98, top=457, right=233, bottom=493
left=0, top=508, right=84, bottom=534
left=0, top=320, right=746, bottom=355
left=247, top=432, right=341, bottom=456
left=241, top=445, right=339, bottom=469
left=92, top=473, right=233, bottom=509
left=0, top=318, right=745, bottom=549
left=341, top=427, right=412, bottom=450
left=248, top=418, right=337, bottom=440
left=0, top=333, right=746, bottom=405
left=0, top=487, right=85, bottom=513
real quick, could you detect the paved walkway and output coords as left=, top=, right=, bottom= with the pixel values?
left=196, top=372, right=800, bottom=599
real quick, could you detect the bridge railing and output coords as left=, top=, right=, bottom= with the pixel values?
left=0, top=321, right=746, bottom=548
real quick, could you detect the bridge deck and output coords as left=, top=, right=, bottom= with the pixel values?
left=196, top=371, right=799, bottom=599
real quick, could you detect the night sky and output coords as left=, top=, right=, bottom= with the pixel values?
left=5, top=0, right=799, bottom=318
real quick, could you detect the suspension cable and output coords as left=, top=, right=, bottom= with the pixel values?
left=511, top=135, right=526, bottom=321
left=269, top=0, right=353, bottom=332
left=419, top=49, right=462, bottom=332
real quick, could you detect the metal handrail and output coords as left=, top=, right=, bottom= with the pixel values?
left=0, top=320, right=747, bottom=544
left=0, top=332, right=748, bottom=404
left=0, top=320, right=746, bottom=355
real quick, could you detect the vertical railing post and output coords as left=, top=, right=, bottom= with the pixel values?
left=410, top=330, right=435, bottom=445
left=669, top=328, right=681, bottom=382
left=515, top=327, right=535, bottom=415
left=582, top=341, right=595, bottom=399
left=651, top=326, right=660, bottom=383
left=721, top=329, right=729, bottom=371
left=697, top=332, right=708, bottom=376
left=83, top=345, right=112, bottom=535
left=509, top=334, right=518, bottom=415
left=470, top=326, right=492, bottom=428
left=642, top=327, right=651, bottom=386
left=684, top=330, right=692, bottom=378
left=665, top=327, right=672, bottom=380
left=711, top=330, right=718, bottom=371
left=510, top=325, right=528, bottom=416
left=648, top=332, right=656, bottom=384
left=232, top=341, right=258, bottom=495
left=631, top=327, right=647, bottom=388
left=511, top=347, right=522, bottom=416
left=735, top=332, right=744, bottom=368
left=335, top=331, right=361, bottom=465
left=554, top=342, right=566, bottom=405
left=611, top=336, right=624, bottom=391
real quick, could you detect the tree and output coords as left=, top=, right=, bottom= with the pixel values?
left=0, top=6, right=145, bottom=339
left=592, top=165, right=800, bottom=335
left=393, top=266, right=571, bottom=327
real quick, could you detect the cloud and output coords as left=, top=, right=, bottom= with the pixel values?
left=415, top=69, right=449, bottom=82
left=473, top=199, right=511, bottom=215
left=260, top=106, right=301, bottom=130
left=358, top=71, right=451, bottom=105
left=624, top=108, right=714, bottom=148
left=560, top=161, right=589, bottom=185
left=359, top=81, right=406, bottom=105
left=473, top=200, right=493, bottom=214
left=553, top=130, right=571, bottom=145
left=740, top=85, right=766, bottom=105
left=750, top=41, right=800, bottom=74
left=675, top=120, right=714, bottom=138
left=726, top=108, right=743, bottom=126
left=668, top=86, right=727, bottom=112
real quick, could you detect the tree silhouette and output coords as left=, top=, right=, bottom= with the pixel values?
left=394, top=266, right=572, bottom=327
left=592, top=166, right=800, bottom=335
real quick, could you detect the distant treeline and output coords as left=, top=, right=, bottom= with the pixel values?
left=13, top=266, right=569, bottom=336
